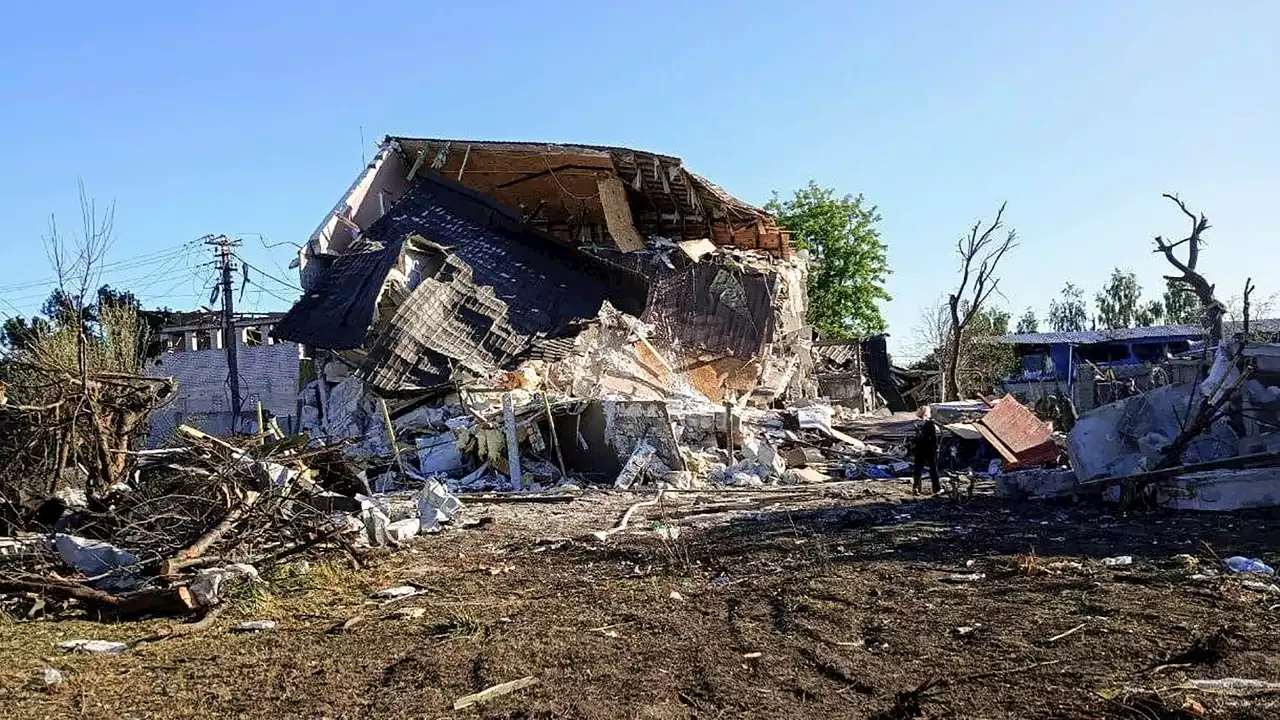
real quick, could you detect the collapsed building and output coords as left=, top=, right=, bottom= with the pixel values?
left=269, top=137, right=812, bottom=481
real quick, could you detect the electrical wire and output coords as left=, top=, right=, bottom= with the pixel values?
left=0, top=240, right=201, bottom=294
left=233, top=253, right=301, bottom=291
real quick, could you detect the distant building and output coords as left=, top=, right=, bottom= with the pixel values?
left=146, top=312, right=303, bottom=446
left=998, top=320, right=1280, bottom=412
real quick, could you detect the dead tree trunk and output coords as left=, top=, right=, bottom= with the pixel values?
left=1153, top=193, right=1223, bottom=349
left=943, top=203, right=1018, bottom=401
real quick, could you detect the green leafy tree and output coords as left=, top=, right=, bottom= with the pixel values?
left=1015, top=308, right=1039, bottom=334
left=1048, top=282, right=1088, bottom=332
left=767, top=182, right=890, bottom=338
left=1162, top=278, right=1200, bottom=325
left=1, top=285, right=174, bottom=359
left=1094, top=268, right=1144, bottom=329
left=1135, top=299, right=1165, bottom=327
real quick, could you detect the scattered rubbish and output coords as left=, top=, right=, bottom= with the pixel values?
left=669, top=590, right=686, bottom=602
left=453, top=676, right=539, bottom=710
left=58, top=639, right=128, bottom=654
left=373, top=585, right=417, bottom=599
left=743, top=652, right=763, bottom=659
left=232, top=620, right=277, bottom=633
left=1242, top=580, right=1279, bottom=594
left=1225, top=556, right=1275, bottom=575
left=40, top=668, right=64, bottom=686
left=1178, top=678, right=1280, bottom=697
left=941, top=573, right=986, bottom=583
left=189, top=564, right=259, bottom=608
left=954, top=625, right=982, bottom=637
left=654, top=525, right=681, bottom=541
left=1101, top=556, right=1134, bottom=567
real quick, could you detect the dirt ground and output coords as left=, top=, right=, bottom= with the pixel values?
left=3, top=478, right=1280, bottom=719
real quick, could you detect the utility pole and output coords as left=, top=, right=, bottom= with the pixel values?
left=206, top=235, right=244, bottom=428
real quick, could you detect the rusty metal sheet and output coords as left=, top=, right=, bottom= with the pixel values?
left=975, top=394, right=1059, bottom=468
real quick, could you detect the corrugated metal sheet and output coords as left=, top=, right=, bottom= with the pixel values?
left=974, top=394, right=1059, bottom=468
left=1000, top=325, right=1203, bottom=345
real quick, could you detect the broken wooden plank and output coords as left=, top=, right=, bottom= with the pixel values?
left=597, top=177, right=646, bottom=251
left=453, top=676, right=538, bottom=710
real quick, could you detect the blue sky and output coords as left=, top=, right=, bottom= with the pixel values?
left=1, top=1, right=1276, bottom=358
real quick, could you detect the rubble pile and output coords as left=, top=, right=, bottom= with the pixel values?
left=0, top=423, right=465, bottom=621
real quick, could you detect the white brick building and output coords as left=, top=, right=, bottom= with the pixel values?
left=147, top=313, right=303, bottom=446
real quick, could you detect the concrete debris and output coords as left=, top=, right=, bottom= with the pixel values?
left=232, top=620, right=278, bottom=632
left=614, top=440, right=662, bottom=490
left=1158, top=468, right=1280, bottom=511
left=995, top=468, right=1079, bottom=500
left=41, top=668, right=64, bottom=686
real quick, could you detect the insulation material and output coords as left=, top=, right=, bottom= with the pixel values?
left=597, top=177, right=647, bottom=252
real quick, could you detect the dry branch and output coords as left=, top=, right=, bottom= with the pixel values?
left=944, top=203, right=1018, bottom=400
left=1153, top=193, right=1223, bottom=347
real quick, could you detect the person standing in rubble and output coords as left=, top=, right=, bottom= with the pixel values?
left=912, top=406, right=941, bottom=496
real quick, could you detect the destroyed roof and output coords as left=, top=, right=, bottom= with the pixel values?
left=272, top=170, right=648, bottom=390
left=1002, top=320, right=1280, bottom=346
left=999, top=325, right=1204, bottom=345
left=387, top=137, right=792, bottom=257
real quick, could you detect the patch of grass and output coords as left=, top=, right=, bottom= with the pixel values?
left=228, top=560, right=380, bottom=619
left=427, top=610, right=487, bottom=642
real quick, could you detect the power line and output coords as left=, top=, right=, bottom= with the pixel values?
left=0, top=241, right=200, bottom=294
left=234, top=254, right=301, bottom=292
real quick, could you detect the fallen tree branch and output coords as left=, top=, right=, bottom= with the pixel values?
left=131, top=605, right=227, bottom=647
left=0, top=578, right=196, bottom=617
left=159, top=489, right=261, bottom=576
left=591, top=488, right=666, bottom=542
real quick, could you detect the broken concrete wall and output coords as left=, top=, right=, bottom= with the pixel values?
left=1157, top=467, right=1280, bottom=511
left=300, top=142, right=412, bottom=286
left=1066, top=382, right=1239, bottom=482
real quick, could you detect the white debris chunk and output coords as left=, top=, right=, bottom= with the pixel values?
left=386, top=518, right=421, bottom=543
left=615, top=440, right=658, bottom=490
left=1101, top=556, right=1133, bottom=567
left=41, top=668, right=64, bottom=685
left=941, top=573, right=986, bottom=583
left=232, top=620, right=277, bottom=632
left=53, top=534, right=138, bottom=577
left=416, top=478, right=463, bottom=520
left=58, top=639, right=128, bottom=654
left=189, top=563, right=259, bottom=607
left=373, top=585, right=417, bottom=599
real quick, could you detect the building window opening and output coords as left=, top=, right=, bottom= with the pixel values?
left=243, top=326, right=263, bottom=347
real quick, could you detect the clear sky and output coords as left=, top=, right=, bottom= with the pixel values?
left=1, top=1, right=1276, bottom=359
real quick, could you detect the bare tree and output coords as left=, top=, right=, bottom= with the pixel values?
left=943, top=203, right=1017, bottom=400
left=1152, top=193, right=1225, bottom=346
